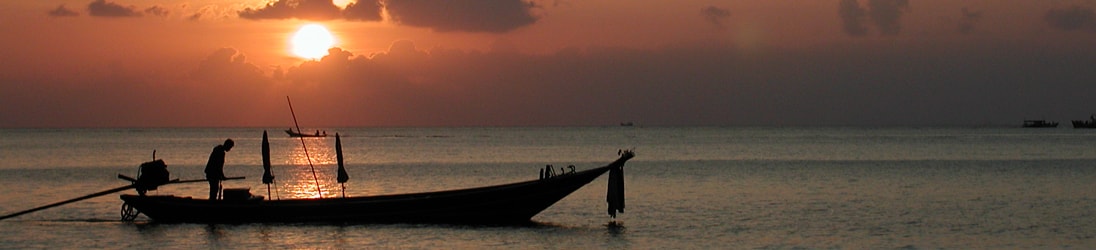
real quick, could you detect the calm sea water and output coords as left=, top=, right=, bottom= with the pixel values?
left=2, top=127, right=1096, bottom=249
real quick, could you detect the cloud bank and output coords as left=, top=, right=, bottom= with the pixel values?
left=838, top=0, right=910, bottom=36
left=47, top=0, right=538, bottom=33
left=86, top=0, right=168, bottom=18
left=191, top=48, right=267, bottom=84
left=959, top=7, right=982, bottom=34
left=239, top=0, right=344, bottom=20
left=700, top=6, right=731, bottom=30
left=385, top=0, right=539, bottom=33
left=88, top=0, right=142, bottom=17
left=4, top=36, right=1096, bottom=127
left=48, top=5, right=80, bottom=17
left=169, top=40, right=1093, bottom=127
left=343, top=0, right=383, bottom=21
left=239, top=0, right=539, bottom=33
left=1045, top=5, right=1096, bottom=33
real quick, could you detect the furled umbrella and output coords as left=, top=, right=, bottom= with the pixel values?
left=262, top=130, right=275, bottom=200
left=336, top=133, right=350, bottom=198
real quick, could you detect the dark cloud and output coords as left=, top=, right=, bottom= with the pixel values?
left=959, top=7, right=982, bottom=34
left=867, top=0, right=909, bottom=35
left=344, top=0, right=383, bottom=21
left=144, top=6, right=169, bottom=17
left=257, top=39, right=1094, bottom=126
left=384, top=0, right=539, bottom=33
left=190, top=48, right=267, bottom=84
left=1045, top=5, right=1096, bottom=32
left=239, top=0, right=343, bottom=20
left=838, top=0, right=868, bottom=36
left=700, top=6, right=731, bottom=30
left=88, top=0, right=142, bottom=17
left=838, top=0, right=910, bottom=36
left=48, top=5, right=80, bottom=17
left=187, top=5, right=227, bottom=21
left=236, top=0, right=538, bottom=33
left=6, top=38, right=1096, bottom=127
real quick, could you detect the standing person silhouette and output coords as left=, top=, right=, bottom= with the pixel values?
left=205, top=139, right=234, bottom=200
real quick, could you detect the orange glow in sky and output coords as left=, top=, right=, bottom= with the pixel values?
left=2, top=0, right=1096, bottom=127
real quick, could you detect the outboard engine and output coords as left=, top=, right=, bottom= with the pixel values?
left=135, top=159, right=170, bottom=196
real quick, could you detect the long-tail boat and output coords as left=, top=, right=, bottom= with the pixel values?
left=119, top=148, right=634, bottom=224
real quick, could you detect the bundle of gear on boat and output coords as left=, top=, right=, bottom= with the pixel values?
left=114, top=158, right=172, bottom=221
left=132, top=159, right=171, bottom=196
left=539, top=164, right=577, bottom=180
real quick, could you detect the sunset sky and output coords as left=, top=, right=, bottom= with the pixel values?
left=2, top=0, right=1096, bottom=127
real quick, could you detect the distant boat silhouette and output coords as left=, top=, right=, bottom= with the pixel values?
left=620, top=122, right=634, bottom=127
left=1022, top=120, right=1058, bottom=128
left=1072, top=114, right=1096, bottom=129
left=285, top=129, right=327, bottom=137
left=284, top=96, right=328, bottom=137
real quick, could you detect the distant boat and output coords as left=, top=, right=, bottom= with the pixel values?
left=285, top=129, right=328, bottom=137
left=1072, top=115, right=1096, bottom=129
left=620, top=122, right=634, bottom=127
left=1022, top=120, right=1059, bottom=128
left=284, top=96, right=328, bottom=137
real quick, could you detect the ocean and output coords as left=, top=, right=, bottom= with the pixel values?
left=2, top=126, right=1096, bottom=249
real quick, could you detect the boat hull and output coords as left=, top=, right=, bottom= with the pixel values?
left=121, top=166, right=612, bottom=224
left=1022, top=120, right=1058, bottom=128
left=1072, top=120, right=1096, bottom=129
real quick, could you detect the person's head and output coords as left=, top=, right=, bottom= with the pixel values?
left=223, top=139, right=234, bottom=151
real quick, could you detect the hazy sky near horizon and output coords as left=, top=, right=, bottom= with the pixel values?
left=2, top=0, right=1096, bottom=127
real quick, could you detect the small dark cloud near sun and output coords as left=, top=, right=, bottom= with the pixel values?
left=959, top=7, right=982, bottom=34
left=1045, top=5, right=1096, bottom=33
left=48, top=5, right=80, bottom=17
left=344, top=0, right=383, bottom=21
left=868, top=0, right=909, bottom=35
left=144, top=6, right=170, bottom=17
left=239, top=0, right=343, bottom=20
left=700, top=5, right=731, bottom=30
left=88, top=0, right=143, bottom=17
left=838, top=0, right=910, bottom=36
left=187, top=5, right=230, bottom=22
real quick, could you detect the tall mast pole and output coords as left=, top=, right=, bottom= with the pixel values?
left=287, top=96, right=323, bottom=198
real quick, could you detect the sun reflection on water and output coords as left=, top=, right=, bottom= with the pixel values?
left=282, top=138, right=341, bottom=199
left=287, top=138, right=334, bottom=166
left=282, top=168, right=343, bottom=199
left=265, top=135, right=385, bottom=200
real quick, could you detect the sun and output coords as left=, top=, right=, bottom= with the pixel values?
left=291, top=24, right=336, bottom=60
